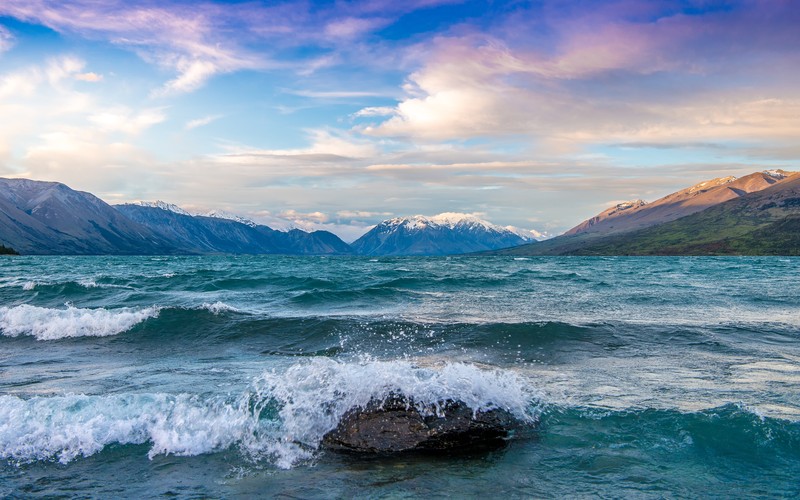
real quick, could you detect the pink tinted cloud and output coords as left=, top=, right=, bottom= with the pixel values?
left=362, top=1, right=800, bottom=146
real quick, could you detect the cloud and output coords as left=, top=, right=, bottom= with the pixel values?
left=0, top=54, right=166, bottom=196
left=185, top=114, right=222, bottom=130
left=353, top=106, right=396, bottom=118
left=0, top=1, right=265, bottom=96
left=19, top=126, right=160, bottom=195
left=336, top=210, right=393, bottom=219
left=279, top=209, right=329, bottom=224
left=273, top=209, right=380, bottom=242
left=153, top=59, right=229, bottom=97
left=360, top=2, right=800, bottom=151
left=0, top=0, right=456, bottom=96
left=0, top=55, right=87, bottom=100
left=324, top=17, right=390, bottom=39
left=88, top=107, right=166, bottom=135
left=75, top=72, right=103, bottom=82
left=217, top=130, right=380, bottom=164
left=0, top=25, right=13, bottom=53
left=286, top=89, right=391, bottom=99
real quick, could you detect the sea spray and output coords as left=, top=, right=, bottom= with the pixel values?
left=0, top=304, right=160, bottom=340
left=0, top=393, right=252, bottom=464
left=0, top=360, right=538, bottom=468
left=251, top=358, right=539, bottom=468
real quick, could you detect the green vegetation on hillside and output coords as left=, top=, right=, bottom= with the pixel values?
left=492, top=177, right=800, bottom=256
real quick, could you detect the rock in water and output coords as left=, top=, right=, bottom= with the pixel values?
left=322, top=394, right=517, bottom=453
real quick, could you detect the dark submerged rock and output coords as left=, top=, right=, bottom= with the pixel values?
left=322, top=394, right=518, bottom=453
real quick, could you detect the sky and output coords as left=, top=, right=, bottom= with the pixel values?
left=0, top=0, right=798, bottom=241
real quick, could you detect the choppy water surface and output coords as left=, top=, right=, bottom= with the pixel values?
left=1, top=256, right=798, bottom=498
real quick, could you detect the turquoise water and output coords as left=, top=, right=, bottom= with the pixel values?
left=1, top=256, right=799, bottom=498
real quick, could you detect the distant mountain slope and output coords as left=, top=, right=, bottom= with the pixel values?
left=351, top=213, right=532, bottom=256
left=115, top=204, right=352, bottom=255
left=494, top=172, right=800, bottom=256
left=565, top=170, right=795, bottom=236
left=0, top=178, right=173, bottom=255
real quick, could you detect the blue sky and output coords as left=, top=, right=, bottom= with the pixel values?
left=0, top=0, right=798, bottom=240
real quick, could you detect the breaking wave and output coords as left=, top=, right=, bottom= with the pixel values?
left=0, top=304, right=160, bottom=340
left=0, top=360, right=538, bottom=468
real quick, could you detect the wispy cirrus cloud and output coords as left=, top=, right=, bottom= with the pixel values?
left=185, top=114, right=222, bottom=130
left=286, top=89, right=393, bottom=99
left=0, top=0, right=458, bottom=97
left=0, top=0, right=266, bottom=96
left=0, top=25, right=13, bottom=53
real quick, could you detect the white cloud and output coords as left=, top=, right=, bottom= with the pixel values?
left=20, top=126, right=160, bottom=194
left=217, top=129, right=379, bottom=163
left=336, top=210, right=392, bottom=219
left=353, top=106, right=395, bottom=118
left=153, top=59, right=220, bottom=97
left=75, top=72, right=103, bottom=82
left=0, top=1, right=265, bottom=96
left=88, top=107, right=166, bottom=135
left=361, top=33, right=800, bottom=149
left=185, top=114, right=222, bottom=130
left=279, top=209, right=329, bottom=224
left=0, top=54, right=167, bottom=197
left=0, top=68, right=38, bottom=99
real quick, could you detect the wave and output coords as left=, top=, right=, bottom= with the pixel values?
left=0, top=304, right=160, bottom=340
left=200, top=301, right=240, bottom=315
left=0, top=360, right=537, bottom=468
left=541, top=403, right=800, bottom=461
left=0, top=393, right=250, bottom=465
left=290, top=287, right=406, bottom=305
left=3, top=361, right=797, bottom=472
left=19, top=280, right=130, bottom=292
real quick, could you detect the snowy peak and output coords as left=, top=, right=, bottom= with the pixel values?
left=428, top=212, right=497, bottom=230
left=133, top=200, right=190, bottom=216
left=379, top=213, right=509, bottom=233
left=685, top=176, right=737, bottom=194
left=131, top=202, right=260, bottom=228
left=202, top=210, right=257, bottom=227
left=353, top=212, right=533, bottom=255
left=764, top=169, right=791, bottom=179
left=504, top=226, right=549, bottom=241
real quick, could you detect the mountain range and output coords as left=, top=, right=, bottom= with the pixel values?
left=2, top=171, right=797, bottom=256
left=350, top=213, right=536, bottom=256
left=492, top=169, right=800, bottom=256
left=0, top=178, right=174, bottom=255
left=0, top=178, right=533, bottom=256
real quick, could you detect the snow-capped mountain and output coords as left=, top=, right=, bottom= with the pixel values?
left=133, top=200, right=191, bottom=216
left=202, top=210, right=258, bottom=227
left=351, top=213, right=532, bottom=256
left=116, top=202, right=353, bottom=255
left=504, top=225, right=550, bottom=241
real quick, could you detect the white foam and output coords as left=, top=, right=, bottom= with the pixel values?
left=0, top=304, right=160, bottom=340
left=0, top=360, right=538, bottom=468
left=22, top=282, right=36, bottom=291
left=253, top=358, right=538, bottom=468
left=200, top=301, right=239, bottom=315
left=0, top=394, right=250, bottom=464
